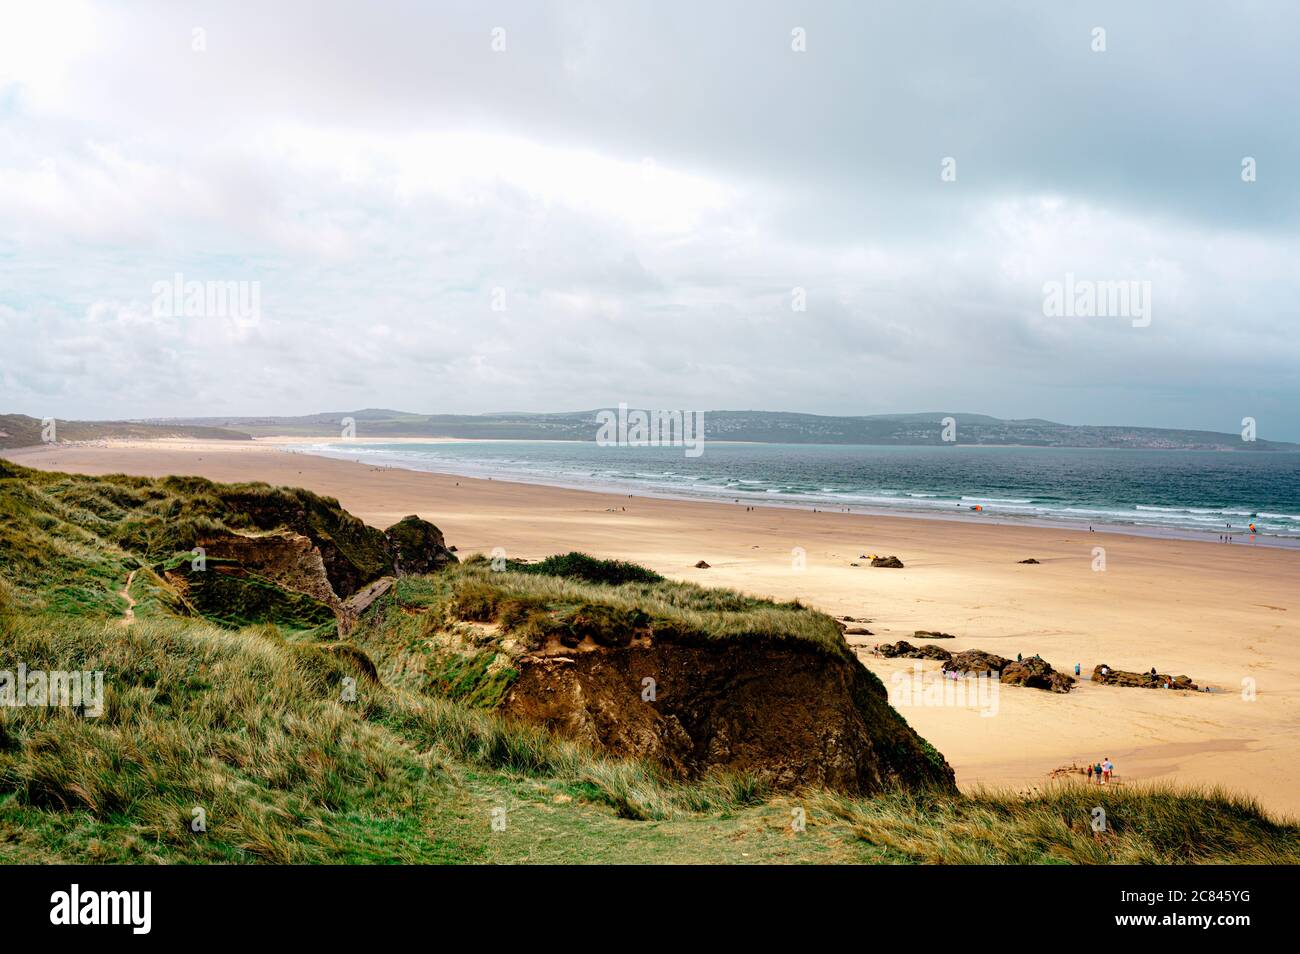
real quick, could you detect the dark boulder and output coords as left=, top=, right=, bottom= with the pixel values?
left=943, top=649, right=1009, bottom=675
left=1001, top=657, right=1075, bottom=693
left=383, top=515, right=458, bottom=576
left=871, top=555, right=905, bottom=568
left=1093, top=664, right=1198, bottom=691
left=878, top=640, right=952, bottom=661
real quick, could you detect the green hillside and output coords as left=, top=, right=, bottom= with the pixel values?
left=0, top=414, right=251, bottom=450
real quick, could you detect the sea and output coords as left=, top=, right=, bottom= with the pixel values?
left=293, top=441, right=1300, bottom=547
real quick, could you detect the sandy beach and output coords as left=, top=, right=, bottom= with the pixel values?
left=7, top=437, right=1299, bottom=817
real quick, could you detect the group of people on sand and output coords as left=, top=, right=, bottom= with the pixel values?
left=1220, top=521, right=1259, bottom=543
left=1086, top=758, right=1115, bottom=785
left=1016, top=651, right=1083, bottom=675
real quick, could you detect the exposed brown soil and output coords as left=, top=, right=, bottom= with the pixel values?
left=199, top=530, right=341, bottom=608
left=502, top=636, right=955, bottom=796
left=117, top=569, right=138, bottom=627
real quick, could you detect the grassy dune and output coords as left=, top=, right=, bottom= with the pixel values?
left=1, top=463, right=1297, bottom=864
left=2, top=581, right=1296, bottom=864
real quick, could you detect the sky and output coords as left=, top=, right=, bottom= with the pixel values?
left=1, top=0, right=1298, bottom=438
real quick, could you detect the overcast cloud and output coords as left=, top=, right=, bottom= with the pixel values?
left=2, top=0, right=1298, bottom=437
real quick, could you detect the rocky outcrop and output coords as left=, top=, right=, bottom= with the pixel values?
left=942, top=650, right=1074, bottom=693
left=871, top=555, right=905, bottom=568
left=914, top=630, right=956, bottom=640
left=162, top=556, right=338, bottom=632
left=212, top=486, right=392, bottom=598
left=943, top=649, right=1010, bottom=675
left=503, top=636, right=956, bottom=797
left=383, top=515, right=457, bottom=575
left=1018, top=558, right=1041, bottom=564
left=1001, top=656, right=1075, bottom=693
left=877, top=640, right=952, bottom=661
left=192, top=530, right=340, bottom=608
left=694, top=560, right=711, bottom=568
left=174, top=514, right=455, bottom=634
left=206, top=493, right=454, bottom=596
left=1094, top=664, right=1198, bottom=691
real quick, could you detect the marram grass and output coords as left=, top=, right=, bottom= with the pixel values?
left=0, top=607, right=1296, bottom=864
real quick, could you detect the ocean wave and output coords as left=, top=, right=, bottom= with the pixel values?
left=1135, top=504, right=1254, bottom=516
left=295, top=442, right=1300, bottom=543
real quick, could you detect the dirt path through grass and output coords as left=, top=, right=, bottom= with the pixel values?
left=118, top=569, right=138, bottom=626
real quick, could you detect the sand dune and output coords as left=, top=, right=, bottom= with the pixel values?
left=7, top=437, right=1298, bottom=817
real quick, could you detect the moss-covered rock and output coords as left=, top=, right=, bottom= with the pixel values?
left=383, top=515, right=457, bottom=576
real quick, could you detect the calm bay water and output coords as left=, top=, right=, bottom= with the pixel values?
left=299, top=441, right=1300, bottom=545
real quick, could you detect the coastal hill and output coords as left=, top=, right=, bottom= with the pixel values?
left=0, top=413, right=250, bottom=451
left=145, top=408, right=1297, bottom=451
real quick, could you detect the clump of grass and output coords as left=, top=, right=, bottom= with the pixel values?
left=516, top=552, right=664, bottom=586
left=806, top=783, right=1300, bottom=864
left=446, top=579, right=500, bottom=622
left=0, top=576, right=14, bottom=619
left=423, top=649, right=517, bottom=708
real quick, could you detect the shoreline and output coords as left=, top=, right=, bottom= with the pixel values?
left=5, top=437, right=1299, bottom=817
left=283, top=439, right=1300, bottom=551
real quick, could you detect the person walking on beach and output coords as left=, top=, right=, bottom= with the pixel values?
left=1093, top=761, right=1103, bottom=784
left=1102, top=758, right=1113, bottom=784
left=1087, top=763, right=1094, bottom=783
left=1075, top=663, right=1081, bottom=677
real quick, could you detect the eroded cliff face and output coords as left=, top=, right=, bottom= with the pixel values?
left=162, top=515, right=457, bottom=634
left=195, top=530, right=341, bottom=607
left=502, top=634, right=955, bottom=796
